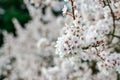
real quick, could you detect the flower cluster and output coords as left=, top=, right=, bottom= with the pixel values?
left=98, top=52, right=120, bottom=74
left=56, top=0, right=120, bottom=74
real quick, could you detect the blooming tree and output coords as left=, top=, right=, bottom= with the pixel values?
left=0, top=0, right=120, bottom=80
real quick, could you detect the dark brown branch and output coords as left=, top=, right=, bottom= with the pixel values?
left=70, top=0, right=76, bottom=20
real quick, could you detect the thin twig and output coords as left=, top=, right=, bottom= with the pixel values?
left=70, top=0, right=76, bottom=20
left=108, top=34, right=120, bottom=39
left=66, top=12, right=73, bottom=17
left=95, top=47, right=105, bottom=61
left=106, top=0, right=116, bottom=43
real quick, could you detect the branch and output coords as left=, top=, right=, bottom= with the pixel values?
left=107, top=34, right=120, bottom=39
left=70, top=0, right=76, bottom=20
left=106, top=0, right=116, bottom=43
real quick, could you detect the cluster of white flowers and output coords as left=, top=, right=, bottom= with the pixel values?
left=56, top=0, right=120, bottom=75
left=97, top=52, right=120, bottom=74
left=0, top=0, right=120, bottom=80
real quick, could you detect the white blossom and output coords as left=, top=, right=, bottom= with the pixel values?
left=62, top=5, right=67, bottom=15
